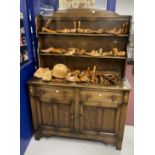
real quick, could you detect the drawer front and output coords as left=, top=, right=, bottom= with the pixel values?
left=80, top=90, right=123, bottom=104
left=34, top=86, right=74, bottom=102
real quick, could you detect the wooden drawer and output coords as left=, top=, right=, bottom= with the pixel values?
left=34, top=86, right=74, bottom=102
left=80, top=90, right=123, bottom=104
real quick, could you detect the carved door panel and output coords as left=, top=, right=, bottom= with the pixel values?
left=52, top=99, right=74, bottom=132
left=79, top=101, right=121, bottom=136
left=79, top=90, right=123, bottom=136
left=35, top=98, right=55, bottom=131
left=35, top=97, right=74, bottom=133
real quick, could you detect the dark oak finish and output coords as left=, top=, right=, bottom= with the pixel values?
left=28, top=79, right=130, bottom=149
left=28, top=9, right=131, bottom=150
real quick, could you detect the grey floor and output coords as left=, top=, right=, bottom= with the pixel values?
left=25, top=125, right=133, bottom=155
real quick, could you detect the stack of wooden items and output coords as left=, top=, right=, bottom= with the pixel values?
left=34, top=64, right=120, bottom=86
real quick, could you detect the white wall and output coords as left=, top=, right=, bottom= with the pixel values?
left=116, top=0, right=134, bottom=60
left=95, top=0, right=107, bottom=9
left=116, top=0, right=134, bottom=16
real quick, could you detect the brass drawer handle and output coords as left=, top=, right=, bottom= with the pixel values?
left=39, top=90, right=44, bottom=95
left=55, top=90, right=69, bottom=99
left=111, top=95, right=116, bottom=102
left=55, top=90, right=60, bottom=93
left=98, top=93, right=103, bottom=97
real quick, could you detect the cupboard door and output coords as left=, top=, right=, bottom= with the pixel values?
left=36, top=97, right=74, bottom=133
left=35, top=98, right=56, bottom=131
left=52, top=99, right=74, bottom=132
left=79, top=101, right=121, bottom=136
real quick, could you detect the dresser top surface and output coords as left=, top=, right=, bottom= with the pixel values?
left=42, top=8, right=131, bottom=19
left=28, top=77, right=131, bottom=91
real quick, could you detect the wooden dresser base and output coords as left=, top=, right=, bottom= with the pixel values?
left=28, top=78, right=130, bottom=150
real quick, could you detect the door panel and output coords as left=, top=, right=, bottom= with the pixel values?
left=83, top=106, right=98, bottom=131
left=54, top=102, right=74, bottom=130
left=41, top=102, right=54, bottom=126
left=100, top=108, right=115, bottom=133
left=36, top=98, right=74, bottom=133
left=79, top=101, right=121, bottom=135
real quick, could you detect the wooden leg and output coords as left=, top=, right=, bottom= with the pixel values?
left=34, top=131, right=40, bottom=140
left=116, top=141, right=122, bottom=150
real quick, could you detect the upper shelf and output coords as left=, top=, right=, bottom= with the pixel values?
left=39, top=52, right=126, bottom=59
left=38, top=32, right=129, bottom=37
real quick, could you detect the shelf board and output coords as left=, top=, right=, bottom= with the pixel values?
left=38, top=32, right=129, bottom=37
left=39, top=52, right=126, bottom=59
